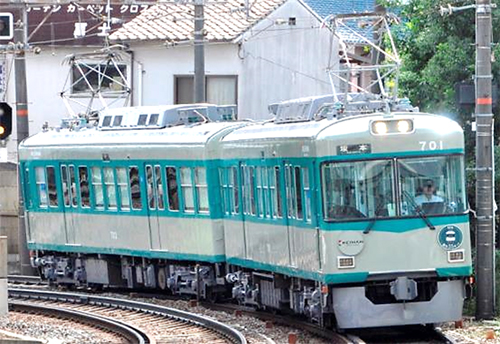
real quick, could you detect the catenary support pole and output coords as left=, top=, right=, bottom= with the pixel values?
left=475, top=0, right=495, bottom=320
left=194, top=0, right=205, bottom=103
left=15, top=6, right=33, bottom=276
left=0, top=236, right=7, bottom=315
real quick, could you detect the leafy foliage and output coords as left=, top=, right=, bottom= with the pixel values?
left=380, top=0, right=500, bottom=221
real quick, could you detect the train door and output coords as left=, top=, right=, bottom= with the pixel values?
left=60, top=164, right=77, bottom=245
left=145, top=164, right=164, bottom=250
left=283, top=162, right=297, bottom=267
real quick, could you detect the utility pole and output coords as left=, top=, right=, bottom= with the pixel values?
left=14, top=6, right=32, bottom=276
left=474, top=0, right=495, bottom=320
left=193, top=0, right=205, bottom=103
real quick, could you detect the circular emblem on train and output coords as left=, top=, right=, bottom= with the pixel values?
left=437, top=225, right=463, bottom=250
left=337, top=232, right=365, bottom=256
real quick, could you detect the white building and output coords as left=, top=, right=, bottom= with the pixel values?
left=2, top=0, right=375, bottom=161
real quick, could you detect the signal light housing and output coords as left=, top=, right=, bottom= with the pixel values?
left=0, top=102, right=12, bottom=140
left=0, top=13, right=13, bottom=40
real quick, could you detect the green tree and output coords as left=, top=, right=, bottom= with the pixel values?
left=381, top=0, right=500, bottom=215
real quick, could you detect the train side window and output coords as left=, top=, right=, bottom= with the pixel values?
left=138, top=114, right=147, bottom=125
left=112, top=115, right=123, bottom=127
left=149, top=114, right=159, bottom=125
left=116, top=167, right=130, bottom=211
left=249, top=167, right=256, bottom=215
left=262, top=167, right=270, bottom=218
left=103, top=167, right=117, bottom=210
left=241, top=165, right=249, bottom=215
left=302, top=167, right=311, bottom=223
left=180, top=167, right=194, bottom=212
left=274, top=166, right=282, bottom=218
left=166, top=167, right=179, bottom=211
left=256, top=167, right=263, bottom=217
left=46, top=166, right=58, bottom=207
left=195, top=167, right=209, bottom=213
left=219, top=168, right=229, bottom=215
left=35, top=167, right=48, bottom=208
left=146, top=165, right=156, bottom=209
left=61, top=165, right=70, bottom=206
left=155, top=166, right=165, bottom=210
left=231, top=167, right=239, bottom=214
left=102, top=116, right=112, bottom=127
left=285, top=165, right=296, bottom=219
left=129, top=166, right=142, bottom=210
left=294, top=167, right=303, bottom=220
left=78, top=166, right=90, bottom=208
left=69, top=165, right=77, bottom=208
left=91, top=167, right=104, bottom=210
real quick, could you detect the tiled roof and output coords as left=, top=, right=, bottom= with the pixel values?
left=302, top=0, right=375, bottom=44
left=110, top=0, right=286, bottom=42
left=302, top=0, right=374, bottom=20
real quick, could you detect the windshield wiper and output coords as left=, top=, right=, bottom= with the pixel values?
left=402, top=190, right=435, bottom=230
left=363, top=201, right=386, bottom=234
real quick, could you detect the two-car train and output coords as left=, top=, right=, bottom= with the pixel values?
left=19, top=95, right=472, bottom=329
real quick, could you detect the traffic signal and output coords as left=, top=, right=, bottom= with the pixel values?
left=0, top=13, right=13, bottom=40
left=0, top=102, right=12, bottom=140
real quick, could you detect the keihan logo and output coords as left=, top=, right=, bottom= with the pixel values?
left=338, top=240, right=364, bottom=246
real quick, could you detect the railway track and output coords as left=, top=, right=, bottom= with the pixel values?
left=8, top=288, right=247, bottom=344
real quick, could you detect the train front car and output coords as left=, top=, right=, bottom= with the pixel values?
left=318, top=111, right=471, bottom=329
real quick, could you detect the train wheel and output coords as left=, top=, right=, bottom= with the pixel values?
left=157, top=267, right=167, bottom=291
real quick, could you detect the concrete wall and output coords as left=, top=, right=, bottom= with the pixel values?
left=0, top=162, right=19, bottom=274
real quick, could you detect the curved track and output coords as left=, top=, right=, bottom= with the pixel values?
left=8, top=288, right=247, bottom=344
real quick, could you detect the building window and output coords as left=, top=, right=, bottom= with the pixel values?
left=175, top=75, right=237, bottom=105
left=71, top=63, right=127, bottom=95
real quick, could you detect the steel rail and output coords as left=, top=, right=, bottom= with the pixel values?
left=9, top=301, right=149, bottom=344
left=7, top=275, right=45, bottom=285
left=9, top=288, right=247, bottom=344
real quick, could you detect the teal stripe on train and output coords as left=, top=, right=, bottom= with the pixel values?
left=27, top=243, right=226, bottom=263
left=227, top=257, right=472, bottom=284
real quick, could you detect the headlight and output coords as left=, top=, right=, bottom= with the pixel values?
left=371, top=119, right=414, bottom=135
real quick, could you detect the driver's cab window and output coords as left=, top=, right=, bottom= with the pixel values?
left=322, top=160, right=395, bottom=220
left=398, top=156, right=466, bottom=215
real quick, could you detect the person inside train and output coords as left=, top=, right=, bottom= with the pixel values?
left=414, top=179, right=443, bottom=206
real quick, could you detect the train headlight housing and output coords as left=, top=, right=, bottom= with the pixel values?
left=337, top=256, right=355, bottom=269
left=371, top=119, right=414, bottom=135
left=0, top=126, right=4, bottom=135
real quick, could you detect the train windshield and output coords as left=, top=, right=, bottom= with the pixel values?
left=322, top=160, right=395, bottom=220
left=398, top=155, right=466, bottom=216
left=322, top=155, right=467, bottom=221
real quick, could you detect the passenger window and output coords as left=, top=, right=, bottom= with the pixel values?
left=35, top=167, right=48, bottom=207
left=112, top=116, right=123, bottom=126
left=129, top=166, right=142, bottom=210
left=195, top=167, right=208, bottom=213
left=61, top=165, right=70, bottom=206
left=155, top=166, right=165, bottom=210
left=274, top=166, right=282, bottom=218
left=219, top=168, right=229, bottom=215
left=46, top=166, right=58, bottom=207
left=149, top=114, right=159, bottom=125
left=116, top=167, right=130, bottom=210
left=180, top=167, right=194, bottom=212
left=303, top=167, right=311, bottom=222
left=256, top=167, right=263, bottom=217
left=146, top=165, right=156, bottom=210
left=261, top=167, right=269, bottom=218
left=231, top=167, right=239, bottom=214
left=138, top=114, right=147, bottom=125
left=69, top=165, right=77, bottom=207
left=166, top=167, right=179, bottom=211
left=91, top=167, right=104, bottom=210
left=103, top=167, right=117, bottom=209
left=78, top=167, right=90, bottom=208
left=102, top=116, right=112, bottom=127
left=295, top=167, right=303, bottom=220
